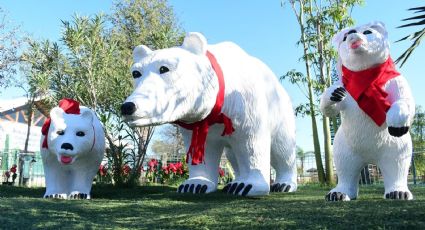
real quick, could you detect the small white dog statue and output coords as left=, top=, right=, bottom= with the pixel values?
left=41, top=98, right=105, bottom=199
left=321, top=21, right=415, bottom=201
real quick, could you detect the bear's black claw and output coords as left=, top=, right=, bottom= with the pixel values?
left=241, top=184, right=253, bottom=196
left=325, top=192, right=347, bottom=201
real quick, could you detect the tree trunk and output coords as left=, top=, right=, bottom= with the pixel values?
left=288, top=0, right=326, bottom=183
left=24, top=98, right=35, bottom=153
left=20, top=98, right=35, bottom=186
left=323, top=116, right=334, bottom=184
left=298, top=1, right=325, bottom=183
left=316, top=16, right=334, bottom=184
left=105, top=133, right=125, bottom=187
left=309, top=94, right=325, bottom=183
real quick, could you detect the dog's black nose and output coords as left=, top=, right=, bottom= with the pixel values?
left=61, top=143, right=74, bottom=151
left=121, top=102, right=137, bottom=115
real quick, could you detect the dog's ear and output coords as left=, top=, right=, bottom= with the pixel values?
left=50, top=107, right=64, bottom=121
left=181, top=32, right=207, bottom=55
left=79, top=108, right=94, bottom=123
left=133, top=45, right=152, bottom=62
left=369, top=21, right=388, bottom=40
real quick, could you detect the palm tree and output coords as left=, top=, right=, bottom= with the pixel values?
left=396, top=6, right=425, bottom=67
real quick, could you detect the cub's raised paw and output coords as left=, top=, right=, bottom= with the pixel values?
left=388, top=126, right=409, bottom=137
left=43, top=194, right=67, bottom=199
left=177, top=184, right=208, bottom=194
left=325, top=192, right=351, bottom=201
left=270, top=183, right=291, bottom=193
left=385, top=191, right=413, bottom=200
left=69, top=193, right=90, bottom=199
left=330, top=87, right=347, bottom=102
left=222, top=182, right=253, bottom=196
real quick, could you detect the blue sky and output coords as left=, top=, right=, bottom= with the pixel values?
left=1, top=0, right=424, bottom=151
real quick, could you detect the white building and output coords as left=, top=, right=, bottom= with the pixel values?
left=0, top=97, right=48, bottom=187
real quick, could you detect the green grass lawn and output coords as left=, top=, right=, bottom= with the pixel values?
left=1, top=184, right=425, bottom=229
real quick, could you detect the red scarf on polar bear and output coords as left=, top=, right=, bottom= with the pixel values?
left=176, top=51, right=235, bottom=165
left=342, top=57, right=400, bottom=126
left=41, top=98, right=80, bottom=149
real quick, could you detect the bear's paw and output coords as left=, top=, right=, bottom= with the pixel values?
left=270, top=183, right=293, bottom=193
left=325, top=192, right=351, bottom=201
left=222, top=182, right=253, bottom=196
left=69, top=193, right=90, bottom=199
left=388, top=126, right=409, bottom=137
left=43, top=193, right=67, bottom=199
left=385, top=190, right=413, bottom=200
left=330, top=87, right=347, bottom=102
left=177, top=178, right=216, bottom=194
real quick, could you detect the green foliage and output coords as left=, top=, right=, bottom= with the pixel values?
left=111, top=0, right=184, bottom=51
left=1, top=185, right=425, bottom=229
left=415, top=153, right=425, bottom=176
left=412, top=106, right=425, bottom=175
left=0, top=7, right=22, bottom=87
left=151, top=124, right=185, bottom=159
left=286, top=0, right=364, bottom=94
left=284, top=0, right=363, bottom=185
left=396, top=6, right=425, bottom=67
left=412, top=106, right=425, bottom=149
left=21, top=0, right=183, bottom=187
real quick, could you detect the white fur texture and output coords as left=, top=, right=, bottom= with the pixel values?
left=123, top=32, right=297, bottom=196
left=321, top=21, right=415, bottom=200
left=41, top=106, right=105, bottom=199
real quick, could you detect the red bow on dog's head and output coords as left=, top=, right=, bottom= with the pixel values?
left=41, top=98, right=80, bottom=149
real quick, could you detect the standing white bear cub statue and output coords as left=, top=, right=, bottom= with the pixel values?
left=121, top=32, right=297, bottom=196
left=41, top=98, right=105, bottom=199
left=321, top=21, right=415, bottom=201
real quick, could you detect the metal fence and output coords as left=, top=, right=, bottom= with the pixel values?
left=1, top=150, right=425, bottom=188
left=1, top=150, right=45, bottom=187
left=295, top=151, right=425, bottom=185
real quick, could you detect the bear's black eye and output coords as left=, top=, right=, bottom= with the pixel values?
left=159, top=66, right=169, bottom=74
left=347, top=30, right=357, bottom=34
left=363, top=30, right=372, bottom=35
left=132, top=70, right=142, bottom=78
left=57, top=130, right=65, bottom=135
left=343, top=36, right=347, bottom=42
left=76, top=131, right=85, bottom=137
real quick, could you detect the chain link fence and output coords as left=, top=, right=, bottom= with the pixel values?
left=295, top=150, right=425, bottom=185
left=1, top=150, right=45, bottom=187
left=1, top=150, right=425, bottom=188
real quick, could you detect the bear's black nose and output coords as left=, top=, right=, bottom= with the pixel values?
left=61, top=143, right=74, bottom=151
left=121, top=102, right=136, bottom=115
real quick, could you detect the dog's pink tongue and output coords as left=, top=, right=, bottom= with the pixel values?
left=351, top=40, right=362, bottom=49
left=61, top=156, right=72, bottom=164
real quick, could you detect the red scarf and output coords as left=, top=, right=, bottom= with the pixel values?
left=342, top=57, right=400, bottom=126
left=175, top=51, right=235, bottom=165
left=41, top=98, right=80, bottom=148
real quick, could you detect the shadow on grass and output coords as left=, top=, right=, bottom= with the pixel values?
left=0, top=185, right=45, bottom=198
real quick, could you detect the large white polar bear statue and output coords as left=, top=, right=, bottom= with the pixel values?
left=41, top=98, right=105, bottom=199
left=121, top=32, right=297, bottom=196
left=321, top=21, right=415, bottom=201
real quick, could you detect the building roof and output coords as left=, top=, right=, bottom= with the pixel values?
left=0, top=97, right=29, bottom=113
left=0, top=97, right=49, bottom=127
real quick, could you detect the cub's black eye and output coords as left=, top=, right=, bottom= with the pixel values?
left=132, top=70, right=142, bottom=78
left=348, top=30, right=357, bottom=34
left=343, top=36, right=347, bottom=42
left=159, top=66, right=169, bottom=74
left=57, top=130, right=65, bottom=135
left=76, top=131, right=85, bottom=137
left=363, top=30, right=372, bottom=35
